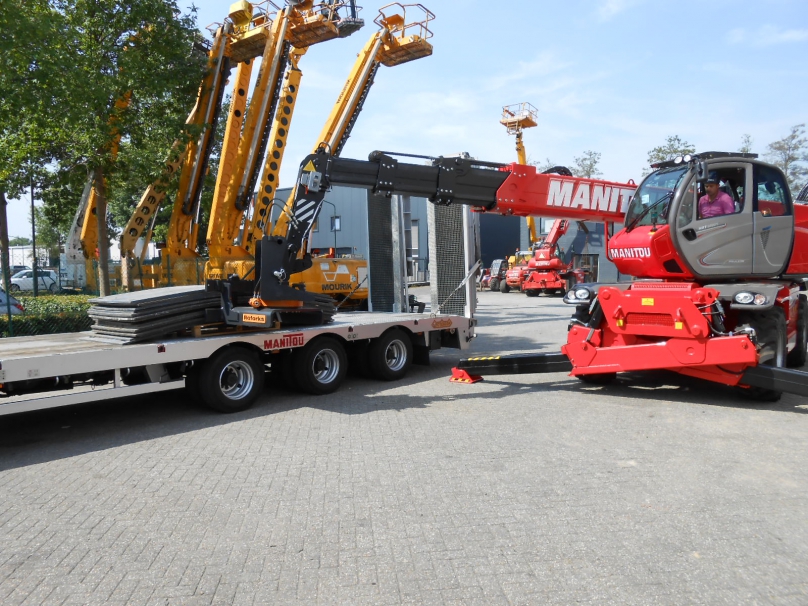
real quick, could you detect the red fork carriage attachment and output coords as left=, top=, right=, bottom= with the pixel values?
left=563, top=282, right=758, bottom=385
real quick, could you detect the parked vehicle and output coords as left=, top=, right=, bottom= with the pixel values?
left=480, top=259, right=508, bottom=291
left=0, top=291, right=24, bottom=315
left=9, top=265, right=30, bottom=276
left=9, top=269, right=59, bottom=293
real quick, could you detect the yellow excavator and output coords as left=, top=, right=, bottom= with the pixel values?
left=237, top=3, right=436, bottom=309
left=500, top=102, right=540, bottom=246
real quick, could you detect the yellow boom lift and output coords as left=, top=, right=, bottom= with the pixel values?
left=244, top=3, right=435, bottom=308
left=120, top=0, right=362, bottom=289
left=204, top=0, right=364, bottom=282
left=500, top=102, right=540, bottom=245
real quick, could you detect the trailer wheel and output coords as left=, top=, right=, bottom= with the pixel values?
left=368, top=329, right=413, bottom=381
left=489, top=278, right=499, bottom=292
left=293, top=336, right=347, bottom=395
left=197, top=348, right=265, bottom=413
left=737, top=309, right=786, bottom=402
left=500, top=281, right=510, bottom=293
left=786, top=295, right=808, bottom=368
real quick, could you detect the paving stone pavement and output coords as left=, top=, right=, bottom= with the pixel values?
left=0, top=287, right=807, bottom=605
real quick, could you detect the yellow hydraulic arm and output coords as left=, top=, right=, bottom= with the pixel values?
left=270, top=2, right=435, bottom=242
left=119, top=23, right=233, bottom=288
left=500, top=102, right=539, bottom=245
left=67, top=93, right=130, bottom=292
left=205, top=1, right=364, bottom=280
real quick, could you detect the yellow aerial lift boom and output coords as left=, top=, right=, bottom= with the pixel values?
left=205, top=0, right=364, bottom=282
left=121, top=0, right=363, bottom=289
left=500, top=102, right=539, bottom=245
left=256, top=3, right=434, bottom=307
left=119, top=22, right=233, bottom=289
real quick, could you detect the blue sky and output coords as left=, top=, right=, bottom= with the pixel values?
left=8, top=0, right=807, bottom=238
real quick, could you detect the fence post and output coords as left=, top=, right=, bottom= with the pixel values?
left=3, top=268, right=13, bottom=338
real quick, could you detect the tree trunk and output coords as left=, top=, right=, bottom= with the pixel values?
left=0, top=190, right=11, bottom=292
left=93, top=166, right=111, bottom=297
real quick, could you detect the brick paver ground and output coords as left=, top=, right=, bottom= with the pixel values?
left=0, top=287, right=806, bottom=605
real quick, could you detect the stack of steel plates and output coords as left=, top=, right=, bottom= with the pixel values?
left=88, top=286, right=223, bottom=344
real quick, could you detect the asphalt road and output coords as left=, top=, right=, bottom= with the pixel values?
left=0, top=287, right=806, bottom=605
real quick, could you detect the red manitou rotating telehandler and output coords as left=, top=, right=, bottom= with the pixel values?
left=237, top=149, right=808, bottom=401
left=521, top=219, right=587, bottom=297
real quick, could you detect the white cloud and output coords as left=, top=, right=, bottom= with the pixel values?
left=726, top=25, right=808, bottom=47
left=597, top=0, right=643, bottom=20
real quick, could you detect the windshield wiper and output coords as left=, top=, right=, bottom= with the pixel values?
left=626, top=192, right=673, bottom=232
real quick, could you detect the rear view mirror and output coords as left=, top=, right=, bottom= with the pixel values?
left=696, top=160, right=709, bottom=181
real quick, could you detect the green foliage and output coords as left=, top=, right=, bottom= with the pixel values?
left=646, top=136, right=695, bottom=165
left=739, top=134, right=753, bottom=154
left=8, top=236, right=31, bottom=246
left=572, top=150, right=602, bottom=179
left=1, top=294, right=94, bottom=337
left=17, top=294, right=93, bottom=315
left=765, top=124, right=808, bottom=194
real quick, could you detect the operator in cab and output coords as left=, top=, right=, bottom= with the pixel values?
left=699, top=172, right=734, bottom=218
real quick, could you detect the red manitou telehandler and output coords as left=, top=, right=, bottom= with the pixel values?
left=521, top=219, right=586, bottom=297
left=266, top=149, right=808, bottom=401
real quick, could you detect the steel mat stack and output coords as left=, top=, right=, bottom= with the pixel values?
left=87, top=286, right=223, bottom=344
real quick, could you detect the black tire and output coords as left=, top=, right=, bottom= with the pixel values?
left=786, top=295, right=808, bottom=368
left=195, top=347, right=265, bottom=413
left=293, top=336, right=347, bottom=395
left=48, top=283, right=58, bottom=294
left=489, top=278, right=499, bottom=292
left=10, top=284, right=19, bottom=292
left=368, top=328, right=413, bottom=381
left=577, top=372, right=616, bottom=385
left=525, top=289, right=539, bottom=297
left=500, top=281, right=510, bottom=293
left=737, top=309, right=787, bottom=402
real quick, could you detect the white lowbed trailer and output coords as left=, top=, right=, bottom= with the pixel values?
left=0, top=311, right=475, bottom=415
left=0, top=164, right=482, bottom=416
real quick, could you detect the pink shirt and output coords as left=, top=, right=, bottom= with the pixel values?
left=698, top=191, right=734, bottom=218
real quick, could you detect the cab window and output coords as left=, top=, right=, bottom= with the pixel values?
left=754, top=165, right=790, bottom=217
left=696, top=166, right=746, bottom=220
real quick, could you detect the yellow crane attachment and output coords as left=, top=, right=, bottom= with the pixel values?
left=501, top=102, right=540, bottom=245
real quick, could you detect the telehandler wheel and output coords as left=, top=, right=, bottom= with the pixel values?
left=368, top=328, right=413, bottom=381
left=293, top=336, right=347, bottom=395
left=197, top=347, right=265, bottom=413
left=577, top=372, right=616, bottom=385
left=489, top=278, right=500, bottom=292
left=737, top=309, right=787, bottom=402
left=525, top=289, right=539, bottom=297
left=500, top=281, right=510, bottom=293
left=786, top=295, right=808, bottom=368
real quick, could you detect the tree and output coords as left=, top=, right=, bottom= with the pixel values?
left=530, top=158, right=562, bottom=173
left=0, top=1, right=72, bottom=298
left=572, top=150, right=602, bottom=179
left=765, top=124, right=808, bottom=194
left=646, top=135, right=696, bottom=168
left=41, top=0, right=205, bottom=295
left=739, top=134, right=753, bottom=154
left=8, top=237, right=32, bottom=246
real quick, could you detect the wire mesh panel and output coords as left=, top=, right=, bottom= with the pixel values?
left=428, top=204, right=479, bottom=317
left=367, top=192, right=395, bottom=312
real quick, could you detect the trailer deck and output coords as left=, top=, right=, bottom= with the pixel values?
left=0, top=311, right=475, bottom=416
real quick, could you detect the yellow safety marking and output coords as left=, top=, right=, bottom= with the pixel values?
left=616, top=319, right=624, bottom=327
left=675, top=321, right=683, bottom=330
left=468, top=356, right=500, bottom=361
left=641, top=298, right=654, bottom=306
left=303, top=160, right=316, bottom=172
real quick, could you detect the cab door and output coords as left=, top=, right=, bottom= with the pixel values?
left=752, top=164, right=794, bottom=275
left=672, top=163, right=754, bottom=278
